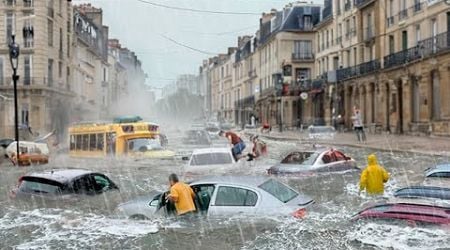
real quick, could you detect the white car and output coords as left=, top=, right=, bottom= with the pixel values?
left=268, top=148, right=358, bottom=175
left=184, top=148, right=238, bottom=175
left=308, top=125, right=336, bottom=140
left=116, top=176, right=314, bottom=220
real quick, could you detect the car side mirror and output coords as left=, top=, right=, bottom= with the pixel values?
left=182, top=156, right=189, bottom=161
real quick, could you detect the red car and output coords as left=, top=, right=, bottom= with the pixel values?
left=353, top=203, right=450, bottom=225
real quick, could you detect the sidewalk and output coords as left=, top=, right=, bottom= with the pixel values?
left=245, top=129, right=450, bottom=157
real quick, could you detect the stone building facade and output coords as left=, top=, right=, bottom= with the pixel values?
left=0, top=0, right=74, bottom=139
left=0, top=1, right=146, bottom=140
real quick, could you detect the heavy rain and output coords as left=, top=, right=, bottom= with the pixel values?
left=1, top=0, right=450, bottom=250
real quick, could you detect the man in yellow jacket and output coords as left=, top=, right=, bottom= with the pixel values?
left=359, top=154, right=390, bottom=195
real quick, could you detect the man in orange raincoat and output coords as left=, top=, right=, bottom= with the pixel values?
left=359, top=154, right=390, bottom=195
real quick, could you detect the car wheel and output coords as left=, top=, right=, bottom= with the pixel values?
left=130, top=214, right=148, bottom=220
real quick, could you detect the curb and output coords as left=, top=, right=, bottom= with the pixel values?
left=244, top=132, right=450, bottom=157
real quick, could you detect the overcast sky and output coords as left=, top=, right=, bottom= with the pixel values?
left=74, top=0, right=322, bottom=88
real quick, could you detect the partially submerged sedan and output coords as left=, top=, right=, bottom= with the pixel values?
left=10, top=169, right=119, bottom=200
left=425, top=164, right=450, bottom=178
left=353, top=202, right=450, bottom=225
left=184, top=148, right=238, bottom=175
left=116, top=176, right=314, bottom=220
left=394, top=186, right=450, bottom=201
left=268, top=148, right=358, bottom=176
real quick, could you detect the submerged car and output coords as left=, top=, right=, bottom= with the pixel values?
left=308, top=126, right=336, bottom=140
left=425, top=164, right=450, bottom=178
left=116, top=176, right=314, bottom=220
left=268, top=148, right=358, bottom=175
left=6, top=141, right=50, bottom=166
left=184, top=147, right=238, bottom=175
left=10, top=169, right=119, bottom=200
left=353, top=202, right=450, bottom=225
left=394, top=186, right=450, bottom=200
left=205, top=122, right=220, bottom=139
left=182, top=130, right=212, bottom=146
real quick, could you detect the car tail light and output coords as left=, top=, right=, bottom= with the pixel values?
left=292, top=208, right=306, bottom=219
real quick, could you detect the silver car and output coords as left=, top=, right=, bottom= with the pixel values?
left=116, top=176, right=314, bottom=219
left=268, top=148, right=358, bottom=175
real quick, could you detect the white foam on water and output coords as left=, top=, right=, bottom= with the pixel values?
left=0, top=208, right=159, bottom=249
left=347, top=222, right=450, bottom=250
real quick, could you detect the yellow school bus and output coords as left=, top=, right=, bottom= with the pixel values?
left=68, top=121, right=175, bottom=159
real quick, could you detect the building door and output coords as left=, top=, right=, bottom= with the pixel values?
left=397, top=81, right=404, bottom=134
left=431, top=71, right=440, bottom=120
left=386, top=83, right=390, bottom=132
left=402, top=31, right=408, bottom=50
left=411, top=77, right=420, bottom=122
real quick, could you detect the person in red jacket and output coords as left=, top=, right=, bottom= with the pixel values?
left=219, top=130, right=246, bottom=161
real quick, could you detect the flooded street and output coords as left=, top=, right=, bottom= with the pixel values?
left=1, top=132, right=449, bottom=250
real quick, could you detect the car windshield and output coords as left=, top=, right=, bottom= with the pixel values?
left=19, top=178, right=62, bottom=194
left=190, top=152, right=233, bottom=166
left=128, top=138, right=162, bottom=152
left=259, top=179, right=298, bottom=203
left=281, top=152, right=319, bottom=166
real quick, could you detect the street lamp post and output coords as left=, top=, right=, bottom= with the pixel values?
left=9, top=35, right=20, bottom=165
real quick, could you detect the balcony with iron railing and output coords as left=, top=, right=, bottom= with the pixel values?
left=248, top=69, right=256, bottom=78
left=413, top=2, right=422, bottom=13
left=398, top=9, right=408, bottom=20
left=23, top=0, right=33, bottom=8
left=337, top=59, right=380, bottom=81
left=292, top=52, right=314, bottom=62
left=387, top=16, right=395, bottom=27
left=354, top=0, right=375, bottom=8
left=344, top=1, right=351, bottom=11
left=384, top=31, right=450, bottom=69
left=5, top=0, right=15, bottom=7
left=234, top=95, right=255, bottom=108
left=364, top=26, right=375, bottom=41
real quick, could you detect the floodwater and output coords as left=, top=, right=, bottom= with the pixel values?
left=1, top=132, right=450, bottom=250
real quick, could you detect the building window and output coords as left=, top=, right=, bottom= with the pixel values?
left=353, top=47, right=357, bottom=65
left=294, top=40, right=312, bottom=59
left=6, top=0, right=16, bottom=6
left=431, top=71, right=440, bottom=120
left=67, top=35, right=70, bottom=57
left=0, top=58, right=3, bottom=86
left=24, top=0, right=33, bottom=7
left=24, top=55, right=32, bottom=85
left=23, top=17, right=34, bottom=48
left=6, top=12, right=15, bottom=44
left=58, top=61, right=62, bottom=78
left=303, top=15, right=312, bottom=30
left=345, top=19, right=350, bottom=39
left=21, top=105, right=29, bottom=126
left=66, top=66, right=70, bottom=90
left=48, top=59, right=54, bottom=86
left=415, top=25, right=421, bottom=46
left=48, top=20, right=53, bottom=46
left=389, top=35, right=395, bottom=54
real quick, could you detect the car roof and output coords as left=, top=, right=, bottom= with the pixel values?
left=425, top=163, right=450, bottom=176
left=25, top=169, right=94, bottom=184
left=192, top=147, right=231, bottom=154
left=190, top=175, right=272, bottom=188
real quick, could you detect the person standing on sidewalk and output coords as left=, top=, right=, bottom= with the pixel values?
left=352, top=107, right=366, bottom=142
left=359, top=154, right=390, bottom=195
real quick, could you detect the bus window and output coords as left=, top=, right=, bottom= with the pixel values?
left=70, top=135, right=75, bottom=150
left=89, top=134, right=97, bottom=151
left=82, top=135, right=89, bottom=151
left=97, top=134, right=104, bottom=151
left=76, top=135, right=82, bottom=150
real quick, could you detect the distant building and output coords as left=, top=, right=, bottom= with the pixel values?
left=0, top=0, right=74, bottom=139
